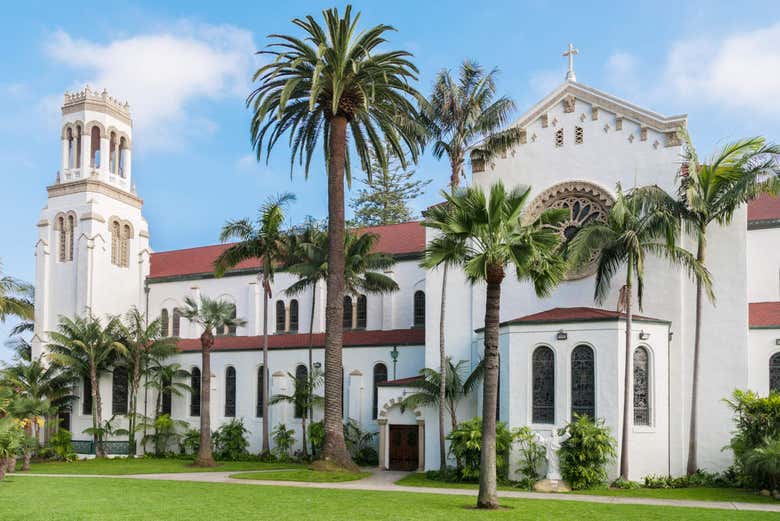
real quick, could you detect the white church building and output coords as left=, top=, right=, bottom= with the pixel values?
left=30, top=70, right=780, bottom=480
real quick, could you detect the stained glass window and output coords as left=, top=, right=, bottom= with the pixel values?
left=256, top=366, right=265, bottom=418
left=171, top=308, right=181, bottom=337
left=343, top=296, right=353, bottom=329
left=633, top=347, right=650, bottom=425
left=190, top=367, right=200, bottom=417
left=413, top=291, right=425, bottom=327
left=82, top=376, right=92, bottom=415
left=770, top=353, right=780, bottom=393
left=289, top=300, right=299, bottom=332
left=532, top=346, right=555, bottom=424
left=571, top=345, right=595, bottom=419
left=356, top=295, right=367, bottom=329
left=160, top=309, right=169, bottom=337
left=373, top=363, right=387, bottom=419
left=275, top=300, right=286, bottom=333
left=294, top=365, right=308, bottom=418
left=112, top=366, right=128, bottom=415
left=225, top=367, right=236, bottom=417
left=161, top=374, right=172, bottom=416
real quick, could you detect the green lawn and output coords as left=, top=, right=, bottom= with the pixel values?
left=23, top=457, right=302, bottom=475
left=231, top=469, right=369, bottom=482
left=1, top=476, right=776, bottom=521
left=395, top=473, right=777, bottom=505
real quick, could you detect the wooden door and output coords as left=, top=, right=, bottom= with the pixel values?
left=389, top=425, right=418, bottom=471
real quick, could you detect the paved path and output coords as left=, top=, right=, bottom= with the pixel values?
left=14, top=469, right=780, bottom=513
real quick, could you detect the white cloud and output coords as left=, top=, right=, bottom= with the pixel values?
left=663, top=22, right=780, bottom=115
left=528, top=68, right=564, bottom=98
left=604, top=51, right=639, bottom=92
left=44, top=22, right=257, bottom=149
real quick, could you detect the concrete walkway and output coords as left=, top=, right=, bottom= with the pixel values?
left=14, top=469, right=780, bottom=514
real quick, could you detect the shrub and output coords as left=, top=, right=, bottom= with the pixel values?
left=447, top=417, right=513, bottom=482
left=743, top=437, right=780, bottom=491
left=141, top=414, right=188, bottom=456
left=46, top=429, right=76, bottom=462
left=213, top=419, right=249, bottom=461
left=611, top=477, right=640, bottom=489
left=642, top=470, right=737, bottom=489
left=344, top=419, right=378, bottom=466
left=180, top=428, right=200, bottom=456
left=724, top=390, right=780, bottom=488
left=308, top=421, right=324, bottom=458
left=272, top=423, right=295, bottom=460
left=558, top=415, right=616, bottom=490
left=512, top=426, right=545, bottom=481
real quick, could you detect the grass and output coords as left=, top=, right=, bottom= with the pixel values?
left=231, top=469, right=370, bottom=482
left=0, top=476, right=776, bottom=520
left=23, top=457, right=303, bottom=475
left=395, top=473, right=777, bottom=505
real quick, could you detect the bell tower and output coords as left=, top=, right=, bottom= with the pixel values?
left=32, top=86, right=151, bottom=357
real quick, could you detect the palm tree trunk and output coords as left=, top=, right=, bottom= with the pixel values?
left=308, top=284, right=316, bottom=449
left=477, top=265, right=503, bottom=509
left=322, top=115, right=356, bottom=471
left=128, top=351, right=141, bottom=456
left=620, top=273, right=633, bottom=480
left=301, top=414, right=308, bottom=460
left=687, top=235, right=705, bottom=475
left=195, top=331, right=216, bottom=466
left=438, top=265, right=448, bottom=472
left=90, top=366, right=106, bottom=458
left=262, top=287, right=270, bottom=455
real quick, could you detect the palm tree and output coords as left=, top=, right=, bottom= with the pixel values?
left=249, top=5, right=424, bottom=469
left=119, top=307, right=177, bottom=456
left=423, top=182, right=568, bottom=509
left=0, top=261, right=34, bottom=324
left=147, top=362, right=191, bottom=418
left=214, top=192, right=295, bottom=455
left=421, top=61, right=523, bottom=470
left=401, top=357, right=482, bottom=434
left=180, top=296, right=245, bottom=467
left=269, top=368, right=324, bottom=460
left=4, top=320, right=34, bottom=362
left=569, top=183, right=711, bottom=480
left=46, top=315, right=126, bottom=457
left=672, top=134, right=780, bottom=474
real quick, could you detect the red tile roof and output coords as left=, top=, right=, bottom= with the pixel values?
left=149, top=221, right=425, bottom=279
left=475, top=307, right=667, bottom=330
left=377, top=375, right=424, bottom=387
left=176, top=327, right=425, bottom=352
left=748, top=193, right=780, bottom=223
left=749, top=302, right=780, bottom=328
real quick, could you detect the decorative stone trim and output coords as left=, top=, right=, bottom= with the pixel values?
left=591, top=105, right=599, bottom=121
left=80, top=212, right=105, bottom=223
left=62, top=86, right=132, bottom=126
left=615, top=115, right=623, bottom=131
left=540, top=114, right=549, bottom=128
left=349, top=369, right=363, bottom=376
left=37, top=219, right=49, bottom=228
left=519, top=130, right=527, bottom=144
left=562, top=95, right=576, bottom=113
left=47, top=179, right=143, bottom=209
left=664, top=131, right=682, bottom=147
left=272, top=370, right=286, bottom=377
left=377, top=396, right=423, bottom=419
left=640, top=127, right=649, bottom=142
left=139, top=230, right=150, bottom=239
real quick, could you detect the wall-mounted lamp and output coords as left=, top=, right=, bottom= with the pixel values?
left=313, top=362, right=322, bottom=370
left=639, top=330, right=650, bottom=341
left=390, top=346, right=400, bottom=379
left=668, top=331, right=674, bottom=342
left=775, top=338, right=780, bottom=346
left=556, top=330, right=568, bottom=341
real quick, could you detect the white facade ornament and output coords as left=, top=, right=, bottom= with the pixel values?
left=579, top=113, right=587, bottom=122
left=551, top=117, right=559, bottom=127
left=544, top=430, right=563, bottom=480
left=628, top=133, right=635, bottom=143
left=603, top=123, right=611, bottom=133
left=563, top=43, right=579, bottom=82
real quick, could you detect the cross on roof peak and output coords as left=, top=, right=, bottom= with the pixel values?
left=563, top=43, right=579, bottom=82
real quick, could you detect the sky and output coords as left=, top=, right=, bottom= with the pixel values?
left=2, top=0, right=780, bottom=360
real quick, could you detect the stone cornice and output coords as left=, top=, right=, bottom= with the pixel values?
left=748, top=219, right=780, bottom=231
left=80, top=212, right=106, bottom=223
left=47, top=179, right=143, bottom=209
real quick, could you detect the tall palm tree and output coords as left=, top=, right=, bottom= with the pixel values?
left=119, top=307, right=177, bottom=456
left=249, top=5, right=424, bottom=469
left=423, top=182, right=568, bottom=509
left=569, top=183, right=711, bottom=480
left=421, top=61, right=523, bottom=470
left=46, top=315, right=126, bottom=458
left=214, top=192, right=295, bottom=454
left=147, top=362, right=191, bottom=418
left=180, top=296, right=245, bottom=467
left=0, top=261, right=33, bottom=324
left=5, top=320, right=34, bottom=362
left=269, top=368, right=324, bottom=460
left=672, top=134, right=780, bottom=474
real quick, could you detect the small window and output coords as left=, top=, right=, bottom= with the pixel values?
left=82, top=376, right=93, bottom=415
left=110, top=221, right=120, bottom=266
left=356, top=295, right=367, bottom=329
left=555, top=128, right=564, bottom=148
left=373, top=363, right=388, bottom=419
left=225, top=367, right=236, bottom=417
left=275, top=300, right=286, bottom=333
left=413, top=291, right=425, bottom=327
left=771, top=353, right=780, bottom=393
left=289, top=300, right=299, bottom=332
left=256, top=366, right=265, bottom=418
left=112, top=366, right=128, bottom=415
left=532, top=346, right=555, bottom=424
left=575, top=126, right=583, bottom=144
left=190, top=367, right=201, bottom=417
left=160, top=309, right=169, bottom=337
left=294, top=365, right=308, bottom=418
left=172, top=308, right=181, bottom=337
left=633, top=347, right=650, bottom=425
left=343, top=296, right=353, bottom=329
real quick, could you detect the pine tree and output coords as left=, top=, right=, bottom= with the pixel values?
left=349, top=156, right=430, bottom=227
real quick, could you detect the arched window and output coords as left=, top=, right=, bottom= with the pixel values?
left=161, top=374, right=172, bottom=416
left=771, top=353, right=780, bottom=393
left=112, top=366, right=128, bottom=415
left=118, top=137, right=127, bottom=178
left=633, top=347, right=650, bottom=425
left=289, top=300, right=299, bottom=332
left=225, top=367, right=236, bottom=417
left=343, top=296, right=353, bottom=329
left=356, top=295, right=367, bottom=329
left=275, top=300, right=286, bottom=333
left=532, top=346, right=555, bottom=424
left=413, top=291, right=425, bottom=327
left=226, top=303, right=237, bottom=336
left=82, top=376, right=93, bottom=415
left=110, top=221, right=120, bottom=266
left=160, top=309, right=169, bottom=337
left=294, top=365, right=308, bottom=418
left=58, top=216, right=66, bottom=262
left=109, top=132, right=117, bottom=174
left=571, top=345, right=595, bottom=419
left=190, top=367, right=201, bottom=417
left=66, top=127, right=74, bottom=169
left=172, top=308, right=181, bottom=337
left=373, top=363, right=387, bottom=419
left=67, top=215, right=75, bottom=261
left=120, top=224, right=131, bottom=267
left=57, top=215, right=74, bottom=263
left=256, top=366, right=265, bottom=418
left=90, top=126, right=101, bottom=168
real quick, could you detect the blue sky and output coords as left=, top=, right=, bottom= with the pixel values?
left=2, top=0, right=780, bottom=359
